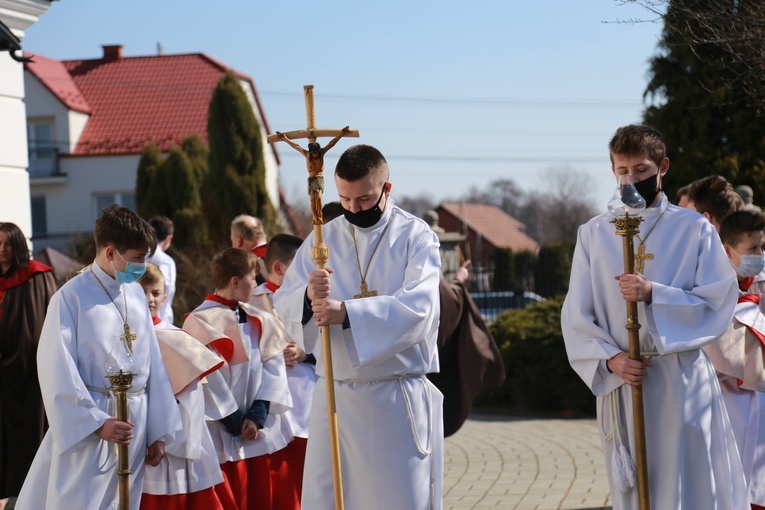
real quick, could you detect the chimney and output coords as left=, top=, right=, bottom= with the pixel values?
left=102, top=45, right=123, bottom=61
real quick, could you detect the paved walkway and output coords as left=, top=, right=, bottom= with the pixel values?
left=443, top=414, right=612, bottom=510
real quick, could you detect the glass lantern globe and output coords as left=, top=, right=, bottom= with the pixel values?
left=104, top=335, right=137, bottom=376
left=608, top=173, right=646, bottom=216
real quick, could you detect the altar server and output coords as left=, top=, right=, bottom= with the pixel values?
left=17, top=204, right=181, bottom=510
left=274, top=144, right=444, bottom=510
left=561, top=125, right=747, bottom=509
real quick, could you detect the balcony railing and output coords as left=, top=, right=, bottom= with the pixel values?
left=471, top=290, right=545, bottom=323
left=27, top=144, right=63, bottom=178
left=31, top=231, right=91, bottom=257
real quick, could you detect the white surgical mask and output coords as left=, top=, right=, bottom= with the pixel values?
left=731, top=248, right=765, bottom=278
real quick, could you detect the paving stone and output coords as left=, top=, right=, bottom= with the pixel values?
left=443, top=414, right=612, bottom=510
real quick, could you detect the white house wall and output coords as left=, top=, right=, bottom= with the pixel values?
left=32, top=154, right=139, bottom=234
left=238, top=78, right=280, bottom=210
left=24, top=71, right=77, bottom=153
left=0, top=0, right=52, bottom=240
left=67, top=110, right=88, bottom=152
left=0, top=48, right=31, bottom=235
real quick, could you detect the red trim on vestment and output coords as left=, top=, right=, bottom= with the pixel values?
left=246, top=316, right=263, bottom=345
left=151, top=315, right=162, bottom=326
left=739, top=293, right=760, bottom=305
left=252, top=243, right=267, bottom=258
left=740, top=276, right=755, bottom=292
left=206, top=293, right=239, bottom=309
left=265, top=280, right=279, bottom=293
left=747, top=325, right=765, bottom=348
left=199, top=360, right=225, bottom=380
left=738, top=292, right=765, bottom=348
left=209, top=338, right=235, bottom=364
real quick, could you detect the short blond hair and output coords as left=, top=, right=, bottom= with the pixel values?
left=138, top=262, right=165, bottom=291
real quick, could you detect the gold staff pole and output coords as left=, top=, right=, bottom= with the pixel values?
left=268, top=85, right=359, bottom=509
left=611, top=213, right=650, bottom=510
left=105, top=369, right=136, bottom=510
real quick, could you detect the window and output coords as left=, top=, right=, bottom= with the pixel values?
left=30, top=196, right=47, bottom=237
left=94, top=193, right=137, bottom=219
left=27, top=119, right=59, bottom=177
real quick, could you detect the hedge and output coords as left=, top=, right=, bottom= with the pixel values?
left=475, top=295, right=596, bottom=416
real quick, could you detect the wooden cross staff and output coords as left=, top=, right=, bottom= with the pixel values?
left=267, top=85, right=359, bottom=510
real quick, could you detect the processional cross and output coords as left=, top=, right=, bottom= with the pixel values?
left=267, top=85, right=359, bottom=510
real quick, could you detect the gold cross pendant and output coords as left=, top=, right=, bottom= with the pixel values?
left=354, top=282, right=378, bottom=299
left=121, top=323, right=137, bottom=354
left=635, top=243, right=653, bottom=274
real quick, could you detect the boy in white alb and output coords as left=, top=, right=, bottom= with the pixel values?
left=706, top=210, right=765, bottom=510
left=145, top=216, right=176, bottom=325
left=16, top=204, right=181, bottom=510
left=561, top=125, right=747, bottom=509
left=183, top=248, right=292, bottom=510
left=138, top=263, right=235, bottom=510
left=249, top=233, right=313, bottom=505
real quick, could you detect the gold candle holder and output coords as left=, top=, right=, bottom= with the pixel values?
left=105, top=370, right=136, bottom=510
left=611, top=213, right=650, bottom=510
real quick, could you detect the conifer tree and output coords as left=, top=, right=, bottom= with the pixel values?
left=136, top=141, right=164, bottom=218
left=644, top=0, right=765, bottom=202
left=135, top=136, right=209, bottom=247
left=493, top=248, right=516, bottom=291
left=533, top=242, right=574, bottom=298
left=205, top=72, right=276, bottom=242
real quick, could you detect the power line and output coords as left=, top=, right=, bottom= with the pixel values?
left=260, top=90, right=642, bottom=109
left=360, top=127, right=610, bottom=136
left=278, top=152, right=605, bottom=164
left=31, top=76, right=642, bottom=109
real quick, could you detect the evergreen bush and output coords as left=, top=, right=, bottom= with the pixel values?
left=534, top=241, right=575, bottom=298
left=493, top=248, right=515, bottom=291
left=478, top=296, right=595, bottom=416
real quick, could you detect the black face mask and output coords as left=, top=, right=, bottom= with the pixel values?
left=343, top=186, right=386, bottom=228
left=634, top=173, right=662, bottom=206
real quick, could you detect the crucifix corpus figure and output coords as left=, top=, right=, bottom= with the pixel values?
left=274, top=126, right=352, bottom=225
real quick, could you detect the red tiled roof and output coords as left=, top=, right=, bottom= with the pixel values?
left=439, top=202, right=540, bottom=253
left=25, top=53, right=91, bottom=114
left=27, top=49, right=277, bottom=158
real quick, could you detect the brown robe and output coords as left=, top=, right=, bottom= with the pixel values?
left=0, top=264, right=56, bottom=498
left=428, top=277, right=506, bottom=437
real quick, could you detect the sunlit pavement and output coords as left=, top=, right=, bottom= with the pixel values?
left=443, top=414, right=612, bottom=510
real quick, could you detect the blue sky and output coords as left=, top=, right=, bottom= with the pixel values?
left=23, top=0, right=664, bottom=212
